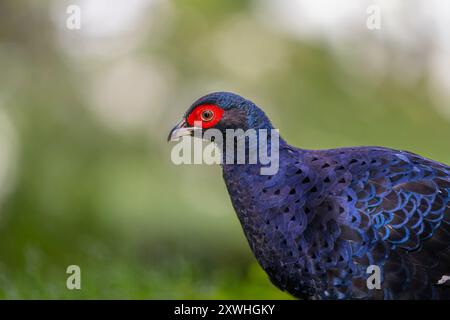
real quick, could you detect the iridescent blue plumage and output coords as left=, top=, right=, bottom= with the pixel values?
left=176, top=92, right=450, bottom=299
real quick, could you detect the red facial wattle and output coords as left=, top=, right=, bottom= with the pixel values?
left=186, top=104, right=224, bottom=129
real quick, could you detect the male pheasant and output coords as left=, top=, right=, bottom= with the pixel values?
left=168, top=92, right=450, bottom=299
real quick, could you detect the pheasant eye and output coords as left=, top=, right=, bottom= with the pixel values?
left=186, top=104, right=224, bottom=128
left=201, top=110, right=214, bottom=122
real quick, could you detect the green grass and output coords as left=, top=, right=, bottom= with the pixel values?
left=0, top=254, right=292, bottom=299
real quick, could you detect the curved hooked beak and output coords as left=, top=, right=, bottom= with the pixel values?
left=167, top=119, right=200, bottom=142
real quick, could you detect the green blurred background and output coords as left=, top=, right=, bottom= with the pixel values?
left=0, top=0, right=449, bottom=299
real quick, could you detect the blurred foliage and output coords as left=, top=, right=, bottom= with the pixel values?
left=0, top=0, right=448, bottom=299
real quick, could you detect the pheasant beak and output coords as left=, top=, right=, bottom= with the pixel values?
left=167, top=119, right=199, bottom=142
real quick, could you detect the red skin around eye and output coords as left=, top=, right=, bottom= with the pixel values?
left=186, top=104, right=224, bottom=129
